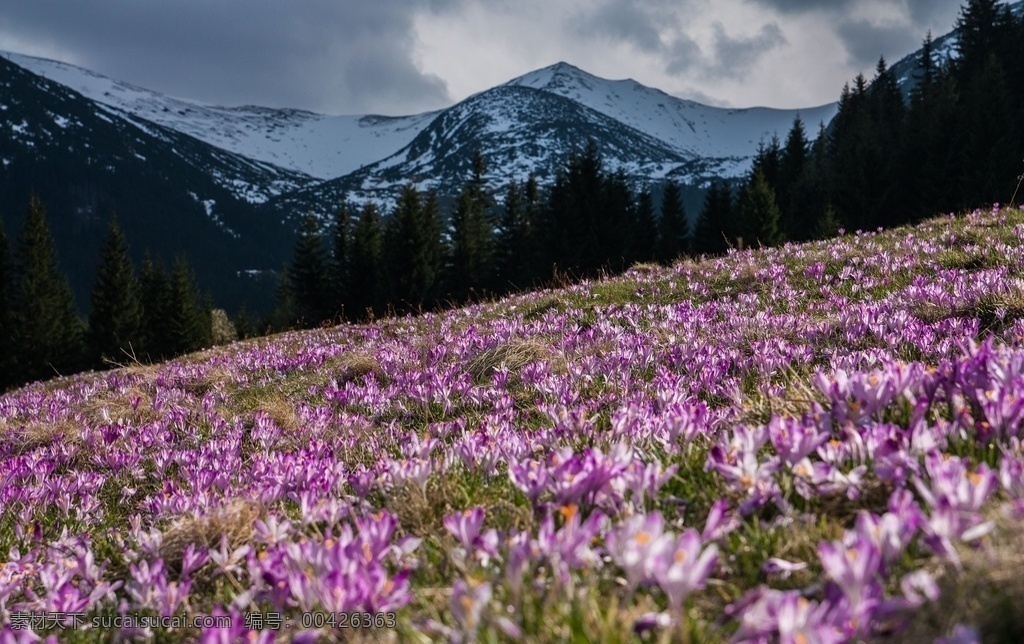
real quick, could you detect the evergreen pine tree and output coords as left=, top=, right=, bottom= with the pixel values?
left=419, top=189, right=447, bottom=308
left=138, top=256, right=172, bottom=361
left=88, top=217, right=142, bottom=367
left=954, top=0, right=1014, bottom=80
left=628, top=188, right=658, bottom=263
left=600, top=171, right=634, bottom=270
left=520, top=174, right=545, bottom=285
left=233, top=306, right=256, bottom=340
left=495, top=179, right=526, bottom=291
left=778, top=117, right=809, bottom=240
left=287, top=213, right=331, bottom=328
left=13, top=196, right=85, bottom=382
left=815, top=205, right=843, bottom=239
left=0, top=220, right=15, bottom=389
left=383, top=185, right=445, bottom=312
left=900, top=33, right=960, bottom=220
left=447, top=153, right=495, bottom=301
left=657, top=180, right=688, bottom=262
left=167, top=257, right=208, bottom=355
left=750, top=136, right=783, bottom=192
left=544, top=141, right=605, bottom=276
left=829, top=76, right=874, bottom=231
left=692, top=180, right=733, bottom=256
left=956, top=53, right=1015, bottom=205
left=349, top=202, right=383, bottom=320
left=267, top=264, right=296, bottom=332
left=738, top=170, right=784, bottom=247
left=330, top=203, right=351, bottom=321
left=866, top=57, right=906, bottom=222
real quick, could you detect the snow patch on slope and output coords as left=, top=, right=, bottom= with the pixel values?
left=2, top=51, right=439, bottom=180
left=506, top=62, right=838, bottom=172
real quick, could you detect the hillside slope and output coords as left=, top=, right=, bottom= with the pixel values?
left=2, top=208, right=1024, bottom=640
left=0, top=55, right=298, bottom=313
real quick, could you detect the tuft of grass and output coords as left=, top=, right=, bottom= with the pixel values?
left=159, top=499, right=262, bottom=572
left=1, top=419, right=81, bottom=454
left=912, top=290, right=1024, bottom=336
left=466, top=338, right=565, bottom=384
left=900, top=510, right=1024, bottom=643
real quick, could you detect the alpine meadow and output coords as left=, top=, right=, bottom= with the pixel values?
left=3, top=1, right=1024, bottom=642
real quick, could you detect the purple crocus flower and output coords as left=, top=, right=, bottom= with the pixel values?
left=818, top=535, right=883, bottom=611
left=652, top=529, right=717, bottom=610
left=451, top=577, right=492, bottom=639
left=605, top=512, right=669, bottom=589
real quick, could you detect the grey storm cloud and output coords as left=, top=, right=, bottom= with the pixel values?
left=835, top=20, right=917, bottom=68
left=570, top=0, right=784, bottom=81
left=746, top=0, right=964, bottom=24
left=705, top=22, right=786, bottom=79
left=746, top=0, right=963, bottom=71
left=0, top=0, right=453, bottom=115
left=574, top=2, right=669, bottom=53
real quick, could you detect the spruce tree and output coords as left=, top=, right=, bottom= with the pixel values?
left=779, top=117, right=809, bottom=240
left=600, top=171, right=634, bottom=270
left=829, top=76, right=873, bottom=231
left=520, top=174, right=545, bottom=285
left=233, top=306, right=256, bottom=340
left=447, top=153, right=495, bottom=301
left=656, top=180, right=688, bottom=262
left=13, top=196, right=85, bottom=382
left=495, top=180, right=526, bottom=292
left=88, top=217, right=142, bottom=367
left=138, top=256, right=172, bottom=361
left=383, top=185, right=445, bottom=312
left=545, top=141, right=604, bottom=276
left=629, top=188, right=658, bottom=263
left=738, top=170, right=784, bottom=248
left=349, top=202, right=383, bottom=320
left=167, top=257, right=208, bottom=355
left=287, top=213, right=331, bottom=328
left=815, top=205, right=843, bottom=240
left=903, top=33, right=958, bottom=219
left=0, top=220, right=15, bottom=389
left=956, top=53, right=1015, bottom=206
left=419, top=189, right=447, bottom=308
left=954, top=0, right=1014, bottom=80
left=692, top=180, right=733, bottom=256
left=865, top=57, right=906, bottom=222
left=330, top=203, right=351, bottom=321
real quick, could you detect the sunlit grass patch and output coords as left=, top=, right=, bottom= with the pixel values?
left=466, top=337, right=565, bottom=384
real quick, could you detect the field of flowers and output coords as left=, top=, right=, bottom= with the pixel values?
left=3, top=207, right=1024, bottom=642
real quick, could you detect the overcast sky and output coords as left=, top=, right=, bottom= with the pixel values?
left=0, top=0, right=967, bottom=115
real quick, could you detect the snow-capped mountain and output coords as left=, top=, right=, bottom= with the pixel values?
left=2, top=51, right=837, bottom=212
left=505, top=62, right=837, bottom=176
left=1, top=51, right=439, bottom=182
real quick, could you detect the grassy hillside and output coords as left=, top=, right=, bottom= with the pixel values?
left=3, top=207, right=1024, bottom=642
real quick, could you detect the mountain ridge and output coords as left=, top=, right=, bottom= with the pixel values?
left=2, top=51, right=838, bottom=210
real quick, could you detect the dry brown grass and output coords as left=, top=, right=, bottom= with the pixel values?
left=159, top=498, right=263, bottom=568
left=466, top=338, right=565, bottom=384
left=1, top=419, right=82, bottom=454
left=332, top=352, right=384, bottom=383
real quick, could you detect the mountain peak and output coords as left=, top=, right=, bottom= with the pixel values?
left=506, top=61, right=604, bottom=93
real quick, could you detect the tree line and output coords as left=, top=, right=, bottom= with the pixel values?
left=0, top=196, right=231, bottom=391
